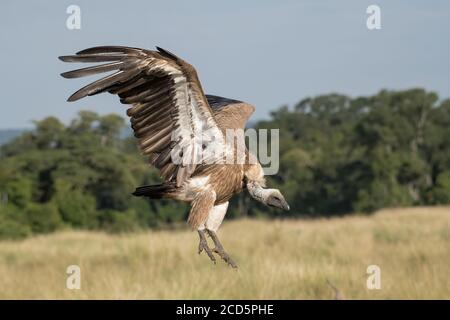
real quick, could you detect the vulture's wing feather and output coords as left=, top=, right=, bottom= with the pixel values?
left=206, top=95, right=255, bottom=130
left=60, top=46, right=230, bottom=186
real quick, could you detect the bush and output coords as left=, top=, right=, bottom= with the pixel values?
left=2, top=178, right=33, bottom=209
left=53, top=180, right=98, bottom=228
left=0, top=206, right=32, bottom=240
left=430, top=171, right=450, bottom=204
left=99, top=209, right=141, bottom=233
left=25, top=203, right=62, bottom=234
left=0, top=218, right=31, bottom=240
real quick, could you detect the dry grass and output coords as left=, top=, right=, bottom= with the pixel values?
left=0, top=206, right=449, bottom=299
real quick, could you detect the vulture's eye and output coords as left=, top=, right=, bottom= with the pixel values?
left=270, top=196, right=281, bottom=203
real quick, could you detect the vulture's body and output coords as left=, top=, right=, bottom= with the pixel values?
left=60, top=46, right=289, bottom=267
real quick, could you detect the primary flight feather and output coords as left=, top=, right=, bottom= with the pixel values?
left=60, top=46, right=289, bottom=268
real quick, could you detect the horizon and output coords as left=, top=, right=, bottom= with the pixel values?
left=0, top=86, right=447, bottom=131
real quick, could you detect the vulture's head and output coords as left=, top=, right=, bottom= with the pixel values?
left=264, top=188, right=290, bottom=211
left=247, top=182, right=290, bottom=211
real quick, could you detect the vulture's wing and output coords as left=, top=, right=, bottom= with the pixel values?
left=60, top=46, right=230, bottom=186
left=206, top=95, right=255, bottom=130
left=206, top=95, right=257, bottom=168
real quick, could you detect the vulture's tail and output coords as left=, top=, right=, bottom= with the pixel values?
left=132, top=183, right=176, bottom=199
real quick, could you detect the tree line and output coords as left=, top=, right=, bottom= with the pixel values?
left=0, top=88, right=449, bottom=239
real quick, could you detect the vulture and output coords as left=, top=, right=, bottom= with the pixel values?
left=59, top=46, right=290, bottom=268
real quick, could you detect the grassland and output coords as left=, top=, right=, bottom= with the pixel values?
left=0, top=206, right=449, bottom=299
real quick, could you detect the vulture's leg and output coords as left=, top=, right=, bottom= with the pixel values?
left=197, top=230, right=216, bottom=264
left=190, top=191, right=217, bottom=264
left=206, top=229, right=238, bottom=269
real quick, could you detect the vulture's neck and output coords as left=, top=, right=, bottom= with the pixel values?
left=246, top=181, right=269, bottom=203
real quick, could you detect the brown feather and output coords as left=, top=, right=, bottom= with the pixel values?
left=75, top=46, right=141, bottom=55
left=140, top=126, right=173, bottom=152
left=58, top=54, right=125, bottom=63
left=61, top=62, right=123, bottom=78
left=67, top=70, right=139, bottom=101
left=188, top=191, right=216, bottom=229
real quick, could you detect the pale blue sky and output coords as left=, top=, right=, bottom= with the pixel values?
left=1, top=1, right=449, bottom=128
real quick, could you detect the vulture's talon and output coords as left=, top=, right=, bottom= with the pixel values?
left=198, top=230, right=216, bottom=264
left=206, top=229, right=238, bottom=269
left=213, top=247, right=238, bottom=268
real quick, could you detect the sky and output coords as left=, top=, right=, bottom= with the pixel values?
left=0, top=1, right=449, bottom=128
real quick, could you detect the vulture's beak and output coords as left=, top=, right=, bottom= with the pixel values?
left=281, top=200, right=290, bottom=211
left=266, top=193, right=290, bottom=211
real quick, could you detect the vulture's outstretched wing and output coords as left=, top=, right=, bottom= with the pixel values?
left=205, top=95, right=256, bottom=168
left=206, top=95, right=255, bottom=131
left=60, top=46, right=229, bottom=186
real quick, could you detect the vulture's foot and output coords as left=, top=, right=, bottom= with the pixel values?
left=198, top=230, right=216, bottom=264
left=206, top=229, right=238, bottom=269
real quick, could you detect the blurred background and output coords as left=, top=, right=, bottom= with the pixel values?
left=0, top=1, right=449, bottom=299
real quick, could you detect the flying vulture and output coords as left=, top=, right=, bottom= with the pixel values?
left=59, top=46, right=289, bottom=268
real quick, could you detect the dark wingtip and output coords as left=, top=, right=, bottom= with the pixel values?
left=156, top=46, right=179, bottom=61
left=67, top=94, right=79, bottom=102
left=76, top=45, right=135, bottom=55
left=60, top=71, right=72, bottom=79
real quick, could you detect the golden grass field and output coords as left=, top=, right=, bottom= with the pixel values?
left=0, top=206, right=449, bottom=299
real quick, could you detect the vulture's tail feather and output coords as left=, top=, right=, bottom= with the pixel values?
left=132, top=183, right=176, bottom=199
